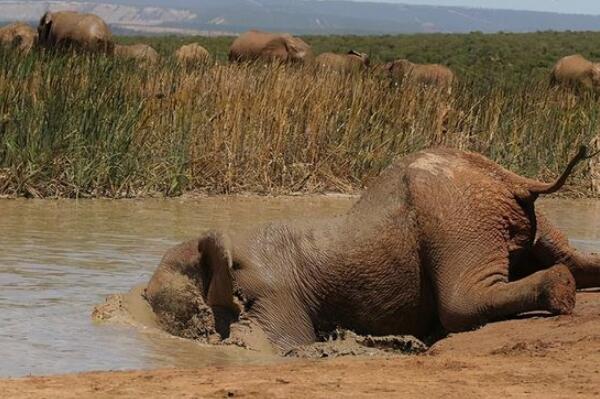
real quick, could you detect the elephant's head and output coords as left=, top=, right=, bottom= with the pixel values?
left=284, top=36, right=313, bottom=63
left=144, top=232, right=241, bottom=341
left=348, top=50, right=370, bottom=67
left=37, top=12, right=53, bottom=45
left=388, top=59, right=414, bottom=81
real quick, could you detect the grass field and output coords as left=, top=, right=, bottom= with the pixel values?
left=1, top=31, right=600, bottom=198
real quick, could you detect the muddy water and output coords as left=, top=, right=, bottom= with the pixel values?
left=0, top=197, right=598, bottom=377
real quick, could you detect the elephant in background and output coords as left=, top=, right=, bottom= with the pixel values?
left=143, top=146, right=600, bottom=354
left=115, top=44, right=160, bottom=65
left=37, top=11, right=113, bottom=54
left=315, top=50, right=370, bottom=73
left=0, top=22, right=37, bottom=54
left=551, top=54, right=600, bottom=91
left=228, top=30, right=313, bottom=64
left=386, top=59, right=455, bottom=90
left=175, top=43, right=211, bottom=67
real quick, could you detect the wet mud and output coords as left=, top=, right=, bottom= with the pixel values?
left=285, top=330, right=427, bottom=358
left=93, top=286, right=428, bottom=359
left=3, top=293, right=599, bottom=398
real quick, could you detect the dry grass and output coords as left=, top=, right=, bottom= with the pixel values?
left=0, top=49, right=598, bottom=198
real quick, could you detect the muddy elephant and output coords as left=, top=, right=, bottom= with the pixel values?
left=114, top=44, right=160, bottom=65
left=37, top=11, right=113, bottom=53
left=386, top=59, right=455, bottom=90
left=0, top=22, right=37, bottom=54
left=315, top=50, right=370, bottom=73
left=175, top=43, right=211, bottom=67
left=228, top=30, right=313, bottom=64
left=143, top=146, right=600, bottom=353
left=551, top=54, right=600, bottom=90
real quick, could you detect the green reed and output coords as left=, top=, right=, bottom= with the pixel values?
left=0, top=45, right=598, bottom=198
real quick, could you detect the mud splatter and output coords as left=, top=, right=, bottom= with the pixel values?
left=285, top=330, right=427, bottom=358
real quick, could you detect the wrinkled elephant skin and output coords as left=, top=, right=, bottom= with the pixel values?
left=144, top=147, right=600, bottom=353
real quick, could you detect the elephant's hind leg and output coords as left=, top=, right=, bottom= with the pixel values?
left=533, top=213, right=600, bottom=289
left=432, top=238, right=576, bottom=333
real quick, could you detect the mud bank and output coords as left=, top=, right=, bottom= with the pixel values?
left=4, top=293, right=599, bottom=398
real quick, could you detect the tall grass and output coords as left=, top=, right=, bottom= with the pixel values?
left=0, top=45, right=598, bottom=198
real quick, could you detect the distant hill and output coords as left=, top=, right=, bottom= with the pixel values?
left=3, top=0, right=600, bottom=35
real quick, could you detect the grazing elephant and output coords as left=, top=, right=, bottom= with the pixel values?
left=315, top=50, right=370, bottom=73
left=143, top=147, right=600, bottom=353
left=175, top=43, right=211, bottom=66
left=37, top=11, right=113, bottom=53
left=114, top=44, right=160, bottom=65
left=0, top=22, right=37, bottom=54
left=386, top=59, right=455, bottom=90
left=551, top=54, right=600, bottom=90
left=228, top=30, right=313, bottom=64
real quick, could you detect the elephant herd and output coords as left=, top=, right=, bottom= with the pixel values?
left=0, top=11, right=454, bottom=88
left=228, top=30, right=456, bottom=88
left=2, top=10, right=598, bottom=91
left=0, top=11, right=210, bottom=66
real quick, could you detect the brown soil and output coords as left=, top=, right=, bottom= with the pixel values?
left=3, top=292, right=599, bottom=399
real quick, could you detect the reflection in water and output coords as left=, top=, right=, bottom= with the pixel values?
left=0, top=197, right=598, bottom=377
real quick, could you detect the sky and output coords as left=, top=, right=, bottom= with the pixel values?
left=359, top=1, right=600, bottom=15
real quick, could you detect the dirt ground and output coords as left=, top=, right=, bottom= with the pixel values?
left=3, top=292, right=599, bottom=399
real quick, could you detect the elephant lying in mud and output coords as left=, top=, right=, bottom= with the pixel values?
left=143, top=147, right=600, bottom=354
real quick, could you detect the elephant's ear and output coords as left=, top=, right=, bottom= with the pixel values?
left=198, top=232, right=237, bottom=310
left=38, top=12, right=52, bottom=41
left=264, top=37, right=288, bottom=60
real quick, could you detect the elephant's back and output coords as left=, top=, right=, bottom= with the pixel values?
left=315, top=52, right=344, bottom=68
left=176, top=44, right=210, bottom=62
left=331, top=214, right=435, bottom=337
left=50, top=12, right=112, bottom=48
left=230, top=31, right=280, bottom=58
left=553, top=54, right=592, bottom=81
left=77, top=14, right=112, bottom=39
left=412, top=64, right=454, bottom=84
left=115, top=44, right=158, bottom=62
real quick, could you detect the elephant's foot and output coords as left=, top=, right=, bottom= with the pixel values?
left=539, top=265, right=576, bottom=315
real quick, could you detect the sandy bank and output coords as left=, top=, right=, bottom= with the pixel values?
left=3, top=293, right=599, bottom=398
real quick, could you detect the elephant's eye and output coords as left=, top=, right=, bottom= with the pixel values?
left=232, top=261, right=242, bottom=270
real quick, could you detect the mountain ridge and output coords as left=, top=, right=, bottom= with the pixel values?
left=2, top=0, right=600, bottom=35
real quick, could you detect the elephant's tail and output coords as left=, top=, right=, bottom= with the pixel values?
left=526, top=145, right=598, bottom=196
